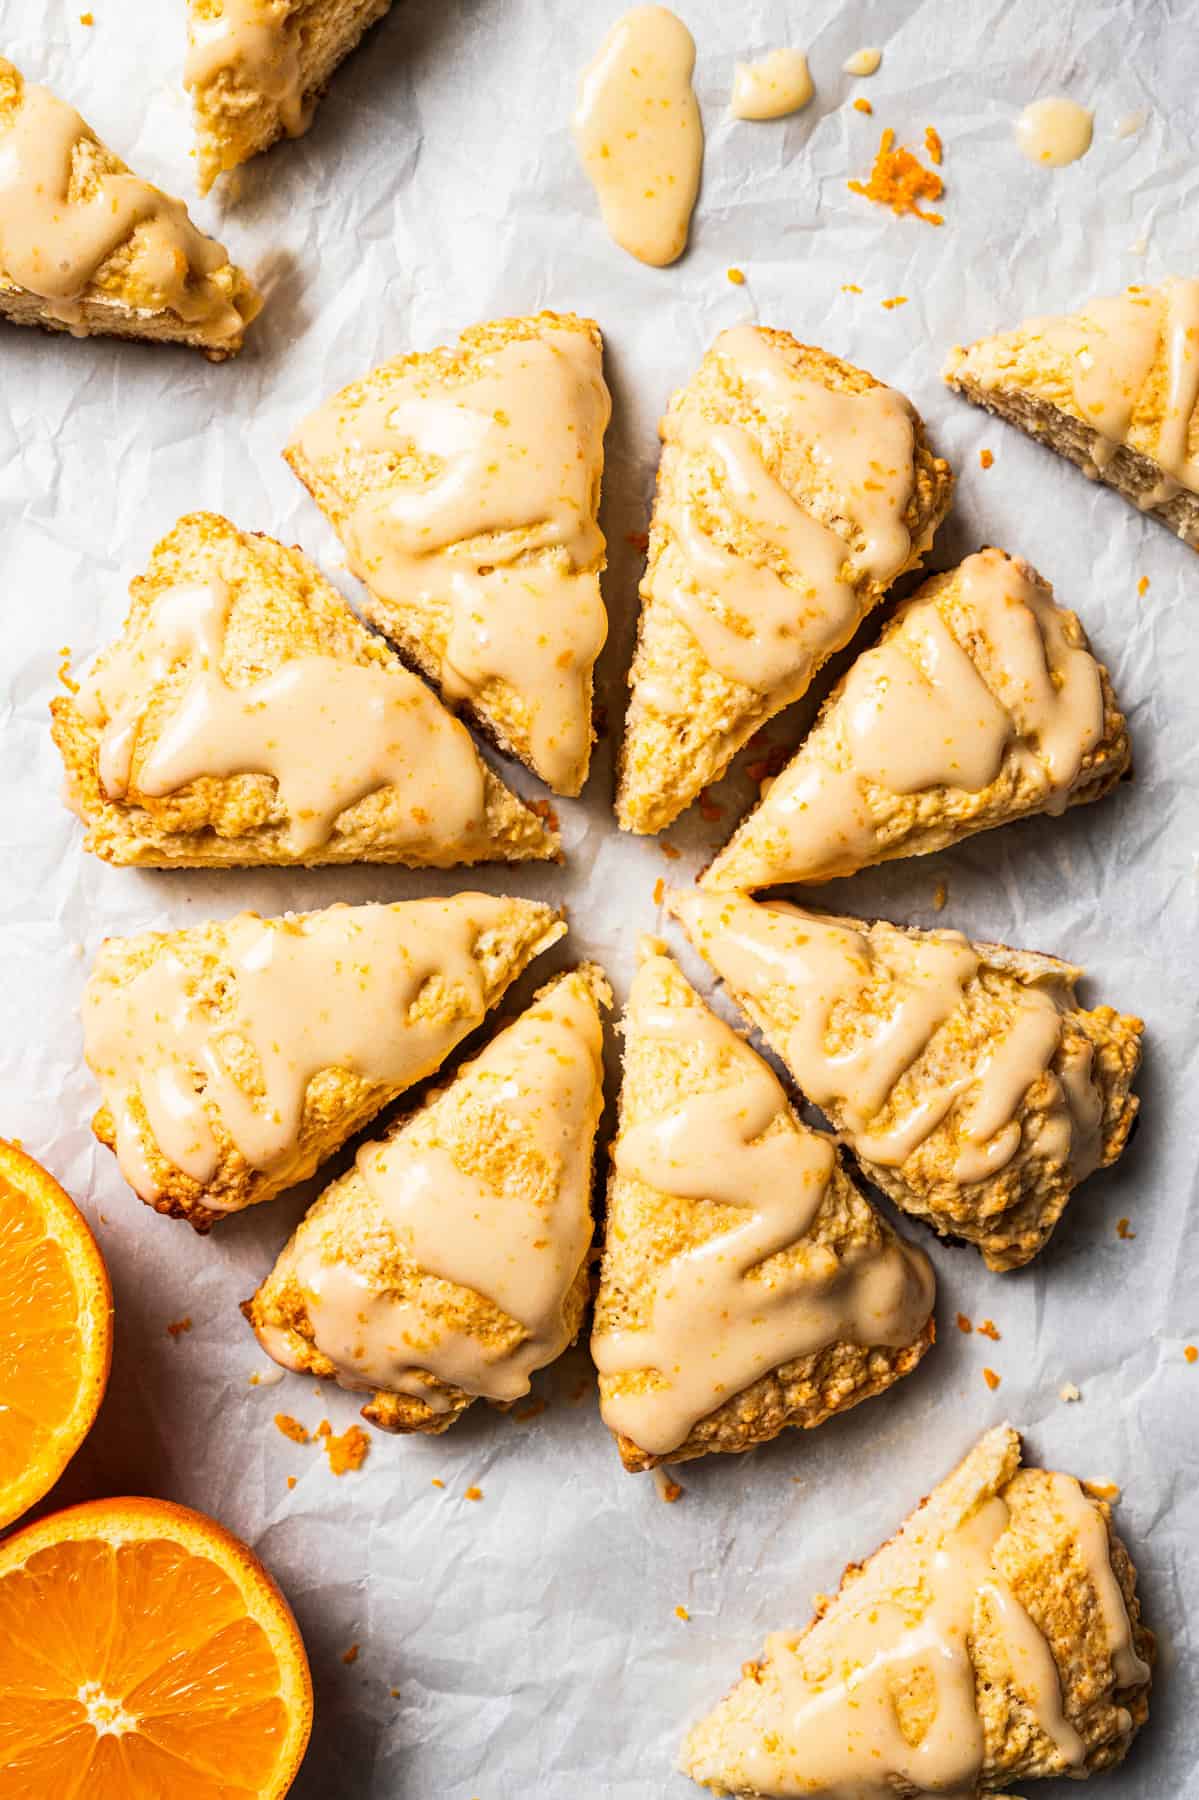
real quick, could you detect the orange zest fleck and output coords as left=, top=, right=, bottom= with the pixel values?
left=1116, top=1217, right=1136, bottom=1240
left=286, top=1476, right=297, bottom=1491
left=660, top=1478, right=682, bottom=1504
left=325, top=1424, right=370, bottom=1475
left=978, top=1319, right=1001, bottom=1342
left=274, top=1413, right=310, bottom=1445
left=166, top=1316, right=192, bottom=1339
left=979, top=448, right=994, bottom=469
left=1185, top=1345, right=1198, bottom=1364
left=390, top=1686, right=401, bottom=1698
left=57, top=646, right=79, bottom=693
left=653, top=876, right=665, bottom=906
left=79, top=10, right=94, bottom=22
left=841, top=283, right=862, bottom=294
left=675, top=1604, right=690, bottom=1621
left=527, top=797, right=560, bottom=832
left=727, top=267, right=746, bottom=285
left=698, top=789, right=723, bottom=823
left=982, top=1368, right=1001, bottom=1391
left=1137, top=575, right=1150, bottom=596
left=342, top=1643, right=359, bottom=1665
left=661, top=842, right=681, bottom=861
left=925, top=125, right=943, bottom=165
left=853, top=97, right=873, bottom=115
left=464, top=1485, right=483, bottom=1502
left=849, top=127, right=945, bottom=225
left=881, top=295, right=908, bottom=309
left=955, top=1312, right=973, bottom=1334
left=933, top=881, right=948, bottom=912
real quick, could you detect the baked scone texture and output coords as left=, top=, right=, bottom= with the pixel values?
left=248, top=964, right=610, bottom=1434
left=705, top=547, right=1129, bottom=891
left=286, top=311, right=611, bottom=796
left=0, top=57, right=260, bottom=355
left=616, top=324, right=953, bottom=835
left=681, top=1424, right=1153, bottom=1797
left=670, top=891, right=1142, bottom=1272
left=591, top=943, right=934, bottom=1471
left=51, top=512, right=557, bottom=870
left=945, top=277, right=1199, bottom=548
left=186, top=0, right=393, bottom=194
left=84, top=895, right=564, bottom=1229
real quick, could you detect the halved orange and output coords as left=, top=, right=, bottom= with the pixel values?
left=0, top=1495, right=313, bottom=1796
left=0, top=1139, right=113, bottom=1530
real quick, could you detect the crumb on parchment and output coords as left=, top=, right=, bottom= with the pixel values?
left=274, top=1413, right=310, bottom=1445
left=1060, top=1381, right=1081, bottom=1402
left=956, top=1312, right=973, bottom=1334
left=326, top=1424, right=370, bottom=1475
left=1116, top=1217, right=1136, bottom=1240
left=727, top=267, right=746, bottom=285
left=342, top=1643, right=359, bottom=1665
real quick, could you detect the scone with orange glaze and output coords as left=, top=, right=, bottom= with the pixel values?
left=52, top=513, right=557, bottom=870
left=591, top=942, right=934, bottom=1472
left=705, top=548, right=1129, bottom=892
left=83, top=895, right=564, bottom=1229
left=681, top=1424, right=1153, bottom=1797
left=247, top=965, right=609, bottom=1434
left=615, top=324, right=953, bottom=835
left=186, top=0, right=393, bottom=194
left=0, top=56, right=260, bottom=356
left=670, top=890, right=1142, bottom=1272
left=286, top=311, right=611, bottom=796
left=945, top=278, right=1199, bottom=548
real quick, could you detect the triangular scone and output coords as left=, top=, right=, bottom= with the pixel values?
left=246, top=965, right=610, bottom=1434
left=83, top=895, right=564, bottom=1230
left=0, top=57, right=260, bottom=357
left=681, top=1424, right=1153, bottom=1798
left=615, top=325, right=953, bottom=835
left=591, top=943, right=934, bottom=1472
left=705, top=548, right=1129, bottom=892
left=669, top=891, right=1142, bottom=1272
left=185, top=0, right=393, bottom=195
left=945, top=279, right=1199, bottom=549
left=286, top=312, right=611, bottom=796
left=51, top=513, right=557, bottom=870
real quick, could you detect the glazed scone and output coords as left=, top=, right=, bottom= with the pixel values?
left=616, top=324, right=953, bottom=835
left=591, top=942, right=934, bottom=1472
left=51, top=513, right=557, bottom=870
left=945, top=278, right=1199, bottom=549
left=705, top=548, right=1129, bottom=891
left=669, top=891, right=1142, bottom=1272
left=0, top=57, right=260, bottom=357
left=84, top=895, right=564, bottom=1229
left=247, top=965, right=609, bottom=1433
left=185, top=0, right=393, bottom=195
left=286, top=312, right=611, bottom=796
left=681, top=1424, right=1153, bottom=1797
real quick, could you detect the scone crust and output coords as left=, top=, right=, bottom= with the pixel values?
left=0, top=58, right=261, bottom=356
left=284, top=310, right=609, bottom=796
left=594, top=952, right=933, bottom=1472
left=51, top=512, right=558, bottom=869
left=616, top=327, right=954, bottom=836
left=245, top=965, right=611, bottom=1433
left=187, top=0, right=394, bottom=194
left=88, top=898, right=564, bottom=1229
left=706, top=550, right=1131, bottom=891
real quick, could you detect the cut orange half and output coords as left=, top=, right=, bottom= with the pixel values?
left=0, top=1495, right=313, bottom=1796
left=0, top=1138, right=113, bottom=1530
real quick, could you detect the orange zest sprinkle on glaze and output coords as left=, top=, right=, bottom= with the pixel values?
left=848, top=128, right=945, bottom=225
left=979, top=448, right=994, bottom=469
left=166, top=1316, right=192, bottom=1339
left=274, top=1413, right=310, bottom=1445
left=983, top=1368, right=1001, bottom=1391
left=955, top=1312, right=973, bottom=1334
left=727, top=267, right=746, bottom=285
left=326, top=1424, right=370, bottom=1475
left=925, top=125, right=943, bottom=165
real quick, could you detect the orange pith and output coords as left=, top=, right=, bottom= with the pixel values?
left=0, top=1496, right=313, bottom=1797
left=0, top=1139, right=113, bottom=1530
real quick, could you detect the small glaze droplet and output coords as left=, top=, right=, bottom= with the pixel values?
left=1114, top=109, right=1146, bottom=139
left=843, top=47, right=882, bottom=77
left=1015, top=97, right=1094, bottom=167
left=730, top=48, right=813, bottom=121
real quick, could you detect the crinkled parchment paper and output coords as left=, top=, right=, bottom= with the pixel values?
left=1, top=1, right=1196, bottom=1794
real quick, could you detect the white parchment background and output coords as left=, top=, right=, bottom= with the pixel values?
left=1, top=1, right=1196, bottom=1794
